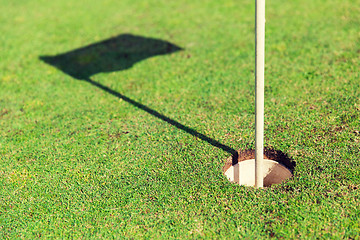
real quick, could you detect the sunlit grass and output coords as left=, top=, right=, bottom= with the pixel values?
left=0, top=0, right=359, bottom=238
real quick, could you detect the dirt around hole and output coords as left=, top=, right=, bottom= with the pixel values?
left=223, top=148, right=296, bottom=174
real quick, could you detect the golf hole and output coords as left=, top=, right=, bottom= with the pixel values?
left=223, top=149, right=295, bottom=187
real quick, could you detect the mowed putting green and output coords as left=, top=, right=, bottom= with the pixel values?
left=1, top=0, right=359, bottom=238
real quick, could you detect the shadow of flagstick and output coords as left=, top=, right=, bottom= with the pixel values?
left=84, top=77, right=239, bottom=161
left=39, top=33, right=239, bottom=164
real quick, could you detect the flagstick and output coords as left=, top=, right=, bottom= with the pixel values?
left=255, top=0, right=265, bottom=188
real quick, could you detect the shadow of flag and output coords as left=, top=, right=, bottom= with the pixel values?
left=40, top=33, right=183, bottom=80
left=39, top=34, right=239, bottom=158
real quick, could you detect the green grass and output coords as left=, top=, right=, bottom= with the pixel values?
left=1, top=0, right=359, bottom=238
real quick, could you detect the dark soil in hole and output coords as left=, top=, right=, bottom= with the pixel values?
left=223, top=148, right=296, bottom=174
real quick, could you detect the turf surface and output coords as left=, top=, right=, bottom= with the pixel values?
left=1, top=0, right=359, bottom=238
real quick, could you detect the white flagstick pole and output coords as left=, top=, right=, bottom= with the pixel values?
left=255, top=0, right=265, bottom=188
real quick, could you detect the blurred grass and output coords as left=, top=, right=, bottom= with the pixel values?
left=0, top=0, right=359, bottom=238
